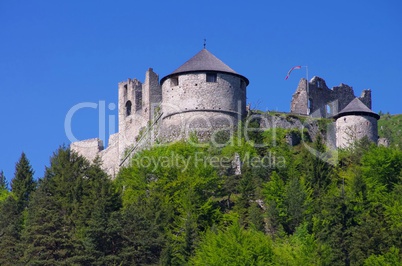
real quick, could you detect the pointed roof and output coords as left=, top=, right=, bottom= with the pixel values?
left=161, top=49, right=249, bottom=85
left=333, top=98, right=380, bottom=120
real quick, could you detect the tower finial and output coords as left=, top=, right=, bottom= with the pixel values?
left=203, top=38, right=206, bottom=49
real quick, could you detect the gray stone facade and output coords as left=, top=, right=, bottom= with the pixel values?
left=335, top=115, right=378, bottom=148
left=160, top=72, right=246, bottom=142
left=333, top=98, right=380, bottom=148
left=71, top=49, right=248, bottom=177
left=71, top=49, right=380, bottom=177
left=290, top=76, right=372, bottom=117
left=71, top=68, right=162, bottom=177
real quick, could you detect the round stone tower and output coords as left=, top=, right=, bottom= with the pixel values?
left=333, top=98, right=380, bottom=148
left=159, top=48, right=249, bottom=142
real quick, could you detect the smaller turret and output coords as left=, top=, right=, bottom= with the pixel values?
left=333, top=98, right=380, bottom=148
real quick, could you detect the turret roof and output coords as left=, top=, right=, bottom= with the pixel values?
left=333, top=98, right=380, bottom=120
left=160, top=49, right=249, bottom=85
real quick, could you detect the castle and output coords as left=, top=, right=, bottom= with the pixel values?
left=71, top=49, right=248, bottom=177
left=71, top=48, right=379, bottom=177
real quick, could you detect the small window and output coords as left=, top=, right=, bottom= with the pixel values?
left=125, top=101, right=132, bottom=116
left=171, top=77, right=179, bottom=86
left=326, top=104, right=332, bottom=116
left=317, top=80, right=321, bottom=88
left=206, top=73, right=217, bottom=82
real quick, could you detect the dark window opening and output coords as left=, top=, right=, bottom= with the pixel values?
left=206, top=73, right=217, bottom=82
left=171, top=77, right=179, bottom=86
left=125, top=100, right=132, bottom=116
left=124, top=84, right=128, bottom=95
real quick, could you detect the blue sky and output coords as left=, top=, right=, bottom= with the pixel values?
left=1, top=0, right=401, bottom=184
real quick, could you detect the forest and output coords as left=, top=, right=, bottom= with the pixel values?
left=1, top=125, right=402, bottom=265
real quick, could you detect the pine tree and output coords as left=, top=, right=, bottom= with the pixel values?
left=0, top=196, right=23, bottom=265
left=21, top=147, right=124, bottom=265
left=0, top=154, right=35, bottom=264
left=0, top=170, right=9, bottom=201
left=11, top=152, right=35, bottom=211
left=0, top=170, right=7, bottom=190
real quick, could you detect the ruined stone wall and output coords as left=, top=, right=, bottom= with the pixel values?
left=142, top=68, right=162, bottom=121
left=291, top=76, right=372, bottom=117
left=99, top=133, right=119, bottom=177
left=336, top=115, right=378, bottom=148
left=71, top=138, right=104, bottom=163
left=72, top=68, right=162, bottom=178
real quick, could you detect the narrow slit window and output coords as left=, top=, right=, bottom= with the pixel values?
left=125, top=100, right=132, bottom=116
left=206, top=73, right=217, bottom=82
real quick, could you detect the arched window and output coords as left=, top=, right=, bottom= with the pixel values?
left=125, top=101, right=132, bottom=116
left=326, top=104, right=332, bottom=116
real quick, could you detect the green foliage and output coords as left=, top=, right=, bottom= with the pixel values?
left=191, top=221, right=274, bottom=265
left=364, top=246, right=402, bottom=265
left=0, top=195, right=23, bottom=265
left=273, top=223, right=331, bottom=265
left=2, top=127, right=402, bottom=264
left=11, top=152, right=36, bottom=211
left=378, top=113, right=402, bottom=148
left=20, top=147, right=122, bottom=265
left=117, top=141, right=223, bottom=264
left=0, top=170, right=9, bottom=202
left=361, top=145, right=402, bottom=195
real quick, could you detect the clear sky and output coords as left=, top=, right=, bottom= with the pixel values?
left=1, top=0, right=401, bottom=184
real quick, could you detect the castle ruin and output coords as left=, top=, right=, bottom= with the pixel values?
left=71, top=49, right=248, bottom=177
left=71, top=49, right=380, bottom=177
left=290, top=76, right=372, bottom=117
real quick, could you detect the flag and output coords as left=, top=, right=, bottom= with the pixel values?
left=285, top=65, right=301, bottom=80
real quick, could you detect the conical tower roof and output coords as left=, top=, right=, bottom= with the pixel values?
left=333, top=98, right=379, bottom=120
left=161, top=49, right=249, bottom=85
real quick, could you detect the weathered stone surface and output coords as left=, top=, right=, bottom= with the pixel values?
left=378, top=137, right=390, bottom=147
left=71, top=50, right=248, bottom=178
left=336, top=115, right=378, bottom=148
left=160, top=72, right=246, bottom=142
left=290, top=76, right=371, bottom=117
left=71, top=138, right=103, bottom=163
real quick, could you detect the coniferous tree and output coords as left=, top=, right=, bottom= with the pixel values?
left=0, top=154, right=35, bottom=264
left=0, top=170, right=7, bottom=190
left=0, top=170, right=8, bottom=201
left=11, top=152, right=36, bottom=211
left=0, top=196, right=22, bottom=265
left=21, top=147, right=123, bottom=264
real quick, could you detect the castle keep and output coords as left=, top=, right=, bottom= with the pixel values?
left=71, top=49, right=380, bottom=177
left=71, top=49, right=249, bottom=177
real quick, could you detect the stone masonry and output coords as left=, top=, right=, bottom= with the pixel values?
left=71, top=49, right=248, bottom=177
left=71, top=49, right=380, bottom=177
left=290, top=76, right=372, bottom=117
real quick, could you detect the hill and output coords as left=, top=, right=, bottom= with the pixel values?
left=378, top=113, right=402, bottom=147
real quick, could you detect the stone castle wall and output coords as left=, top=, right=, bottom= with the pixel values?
left=160, top=72, right=246, bottom=142
left=291, top=76, right=372, bottom=117
left=336, top=115, right=378, bottom=148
